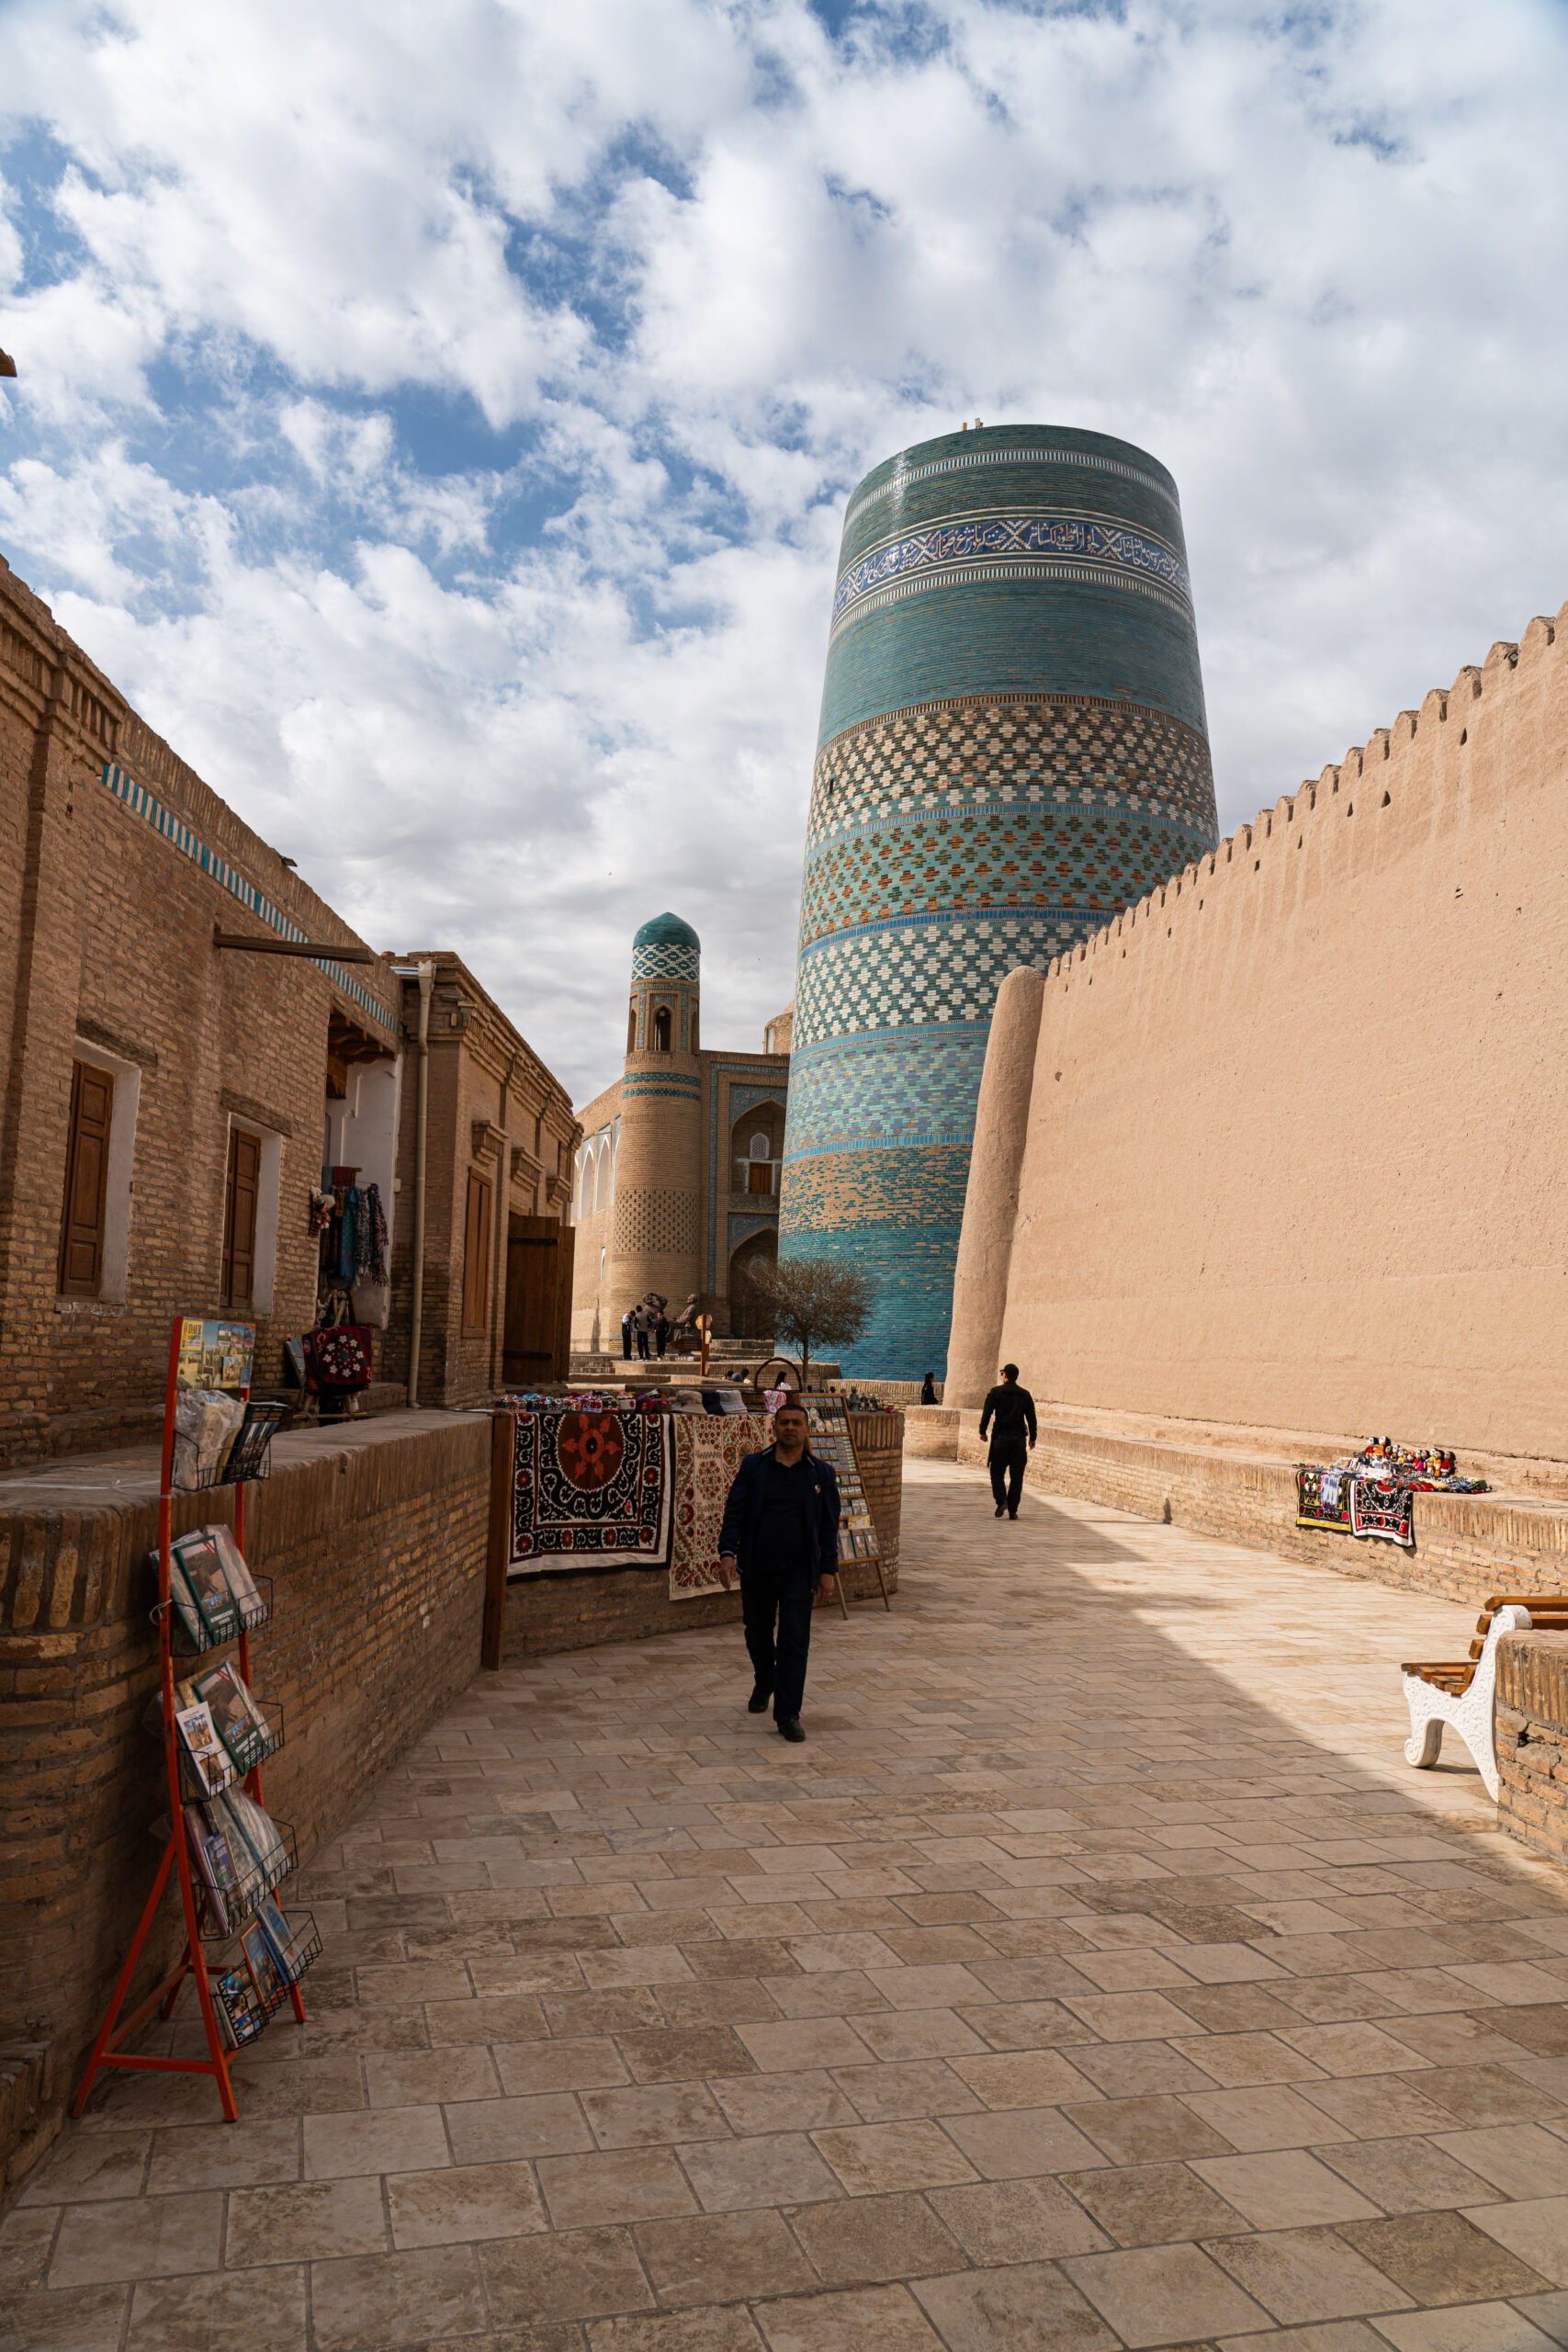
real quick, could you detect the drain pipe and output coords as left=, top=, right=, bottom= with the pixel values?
left=393, top=960, right=435, bottom=1407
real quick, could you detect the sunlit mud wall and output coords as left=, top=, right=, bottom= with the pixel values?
left=949, top=607, right=1568, bottom=1458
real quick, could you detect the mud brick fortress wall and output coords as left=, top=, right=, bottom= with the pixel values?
left=0, top=1416, right=490, bottom=2199
left=779, top=424, right=1221, bottom=1381
left=949, top=601, right=1568, bottom=1464
left=0, top=552, right=401, bottom=1467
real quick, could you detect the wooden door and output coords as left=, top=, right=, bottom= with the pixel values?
left=57, top=1059, right=115, bottom=1298
left=503, top=1216, right=576, bottom=1386
left=221, top=1127, right=260, bottom=1310
left=463, top=1170, right=493, bottom=1332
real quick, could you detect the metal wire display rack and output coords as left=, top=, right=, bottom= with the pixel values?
left=72, top=1317, right=309, bottom=2124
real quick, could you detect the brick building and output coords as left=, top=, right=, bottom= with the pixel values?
left=0, top=550, right=577, bottom=1463
left=0, top=553, right=406, bottom=1466
left=379, top=955, right=578, bottom=1407
left=570, top=913, right=793, bottom=1352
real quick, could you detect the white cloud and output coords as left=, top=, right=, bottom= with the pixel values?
left=0, top=0, right=1565, bottom=1101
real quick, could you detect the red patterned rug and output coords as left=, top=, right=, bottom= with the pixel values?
left=507, top=1408, right=672, bottom=1576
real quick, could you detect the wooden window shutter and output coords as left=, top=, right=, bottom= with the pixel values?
left=57, top=1059, right=114, bottom=1298
left=221, top=1127, right=261, bottom=1311
left=463, top=1169, right=492, bottom=1331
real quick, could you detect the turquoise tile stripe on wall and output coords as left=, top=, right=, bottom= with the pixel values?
left=778, top=424, right=1219, bottom=1382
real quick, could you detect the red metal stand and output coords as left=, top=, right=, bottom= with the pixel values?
left=72, top=1317, right=304, bottom=2123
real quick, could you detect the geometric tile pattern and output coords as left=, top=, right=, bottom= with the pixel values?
left=794, top=695, right=1214, bottom=1052
left=612, top=1187, right=698, bottom=1256
left=832, top=512, right=1191, bottom=632
left=783, top=690, right=1217, bottom=1375
left=631, top=940, right=701, bottom=984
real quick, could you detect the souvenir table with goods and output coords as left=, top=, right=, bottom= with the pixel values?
left=1296, top=1437, right=1490, bottom=1549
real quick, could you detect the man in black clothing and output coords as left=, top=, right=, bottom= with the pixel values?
left=716, top=1402, right=840, bottom=1743
left=979, top=1363, right=1036, bottom=1520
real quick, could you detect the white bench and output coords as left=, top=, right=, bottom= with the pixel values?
left=1401, top=1597, right=1559, bottom=1800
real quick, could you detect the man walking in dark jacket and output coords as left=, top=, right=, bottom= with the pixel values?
left=716, top=1401, right=840, bottom=1743
left=979, top=1363, right=1036, bottom=1521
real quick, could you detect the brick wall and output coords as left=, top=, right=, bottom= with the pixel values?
left=939, top=1409, right=1568, bottom=1612
left=1496, top=1631, right=1568, bottom=1866
left=0, top=552, right=402, bottom=1469
left=380, top=957, right=578, bottom=1408
left=0, top=1413, right=488, bottom=2199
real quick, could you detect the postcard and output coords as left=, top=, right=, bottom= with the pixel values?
left=209, top=1523, right=263, bottom=1613
left=190, top=1660, right=270, bottom=1772
left=164, top=1552, right=208, bottom=1650
left=212, top=1964, right=264, bottom=2045
left=175, top=1702, right=234, bottom=1794
left=240, top=1920, right=289, bottom=2011
left=172, top=1532, right=240, bottom=1642
left=254, top=1893, right=303, bottom=1981
left=176, top=1317, right=255, bottom=1395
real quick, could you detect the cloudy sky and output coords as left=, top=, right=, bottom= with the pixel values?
left=1, top=0, right=1564, bottom=1101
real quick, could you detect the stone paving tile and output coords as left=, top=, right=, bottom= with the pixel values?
left=35, top=1462, right=1568, bottom=2349
left=634, top=2210, right=819, bottom=2306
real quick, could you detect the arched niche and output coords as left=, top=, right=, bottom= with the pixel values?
left=728, top=1226, right=777, bottom=1340
left=730, top=1097, right=784, bottom=1194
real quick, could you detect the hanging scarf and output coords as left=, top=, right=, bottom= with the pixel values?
left=337, top=1188, right=359, bottom=1284
left=366, top=1184, right=389, bottom=1285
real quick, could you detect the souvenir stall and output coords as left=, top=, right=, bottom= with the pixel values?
left=1296, top=1438, right=1491, bottom=1550
left=293, top=1170, right=389, bottom=1415
left=482, top=1388, right=891, bottom=1664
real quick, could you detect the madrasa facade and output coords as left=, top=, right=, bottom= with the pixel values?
left=777, top=422, right=1220, bottom=1380
left=569, top=913, right=795, bottom=1351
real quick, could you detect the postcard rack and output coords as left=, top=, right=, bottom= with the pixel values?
left=801, top=1394, right=891, bottom=1613
left=73, top=1317, right=311, bottom=2125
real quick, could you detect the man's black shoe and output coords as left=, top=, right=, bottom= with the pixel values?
left=1008, top=1512, right=1019, bottom=1521
left=994, top=1504, right=1005, bottom=1518
left=776, top=1717, right=806, bottom=1743
left=748, top=1686, right=771, bottom=1713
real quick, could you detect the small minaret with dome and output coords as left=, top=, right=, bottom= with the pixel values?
left=603, top=913, right=705, bottom=1321
left=568, top=911, right=795, bottom=1363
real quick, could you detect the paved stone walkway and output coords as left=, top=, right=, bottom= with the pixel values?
left=9, top=1460, right=1568, bottom=2352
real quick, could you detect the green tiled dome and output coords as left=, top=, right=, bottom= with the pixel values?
left=633, top=912, right=700, bottom=953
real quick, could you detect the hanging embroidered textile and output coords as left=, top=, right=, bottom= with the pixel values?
left=508, top=1408, right=672, bottom=1577
left=1348, top=1477, right=1416, bottom=1547
left=1295, top=1466, right=1353, bottom=1532
left=303, top=1325, right=373, bottom=1392
left=669, top=1412, right=772, bottom=1600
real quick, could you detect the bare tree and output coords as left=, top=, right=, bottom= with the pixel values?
left=746, top=1253, right=874, bottom=1388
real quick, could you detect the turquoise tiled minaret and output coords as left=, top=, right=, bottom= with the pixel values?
left=778, top=424, right=1219, bottom=1379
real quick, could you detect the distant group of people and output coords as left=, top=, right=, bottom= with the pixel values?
left=620, top=1302, right=669, bottom=1360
